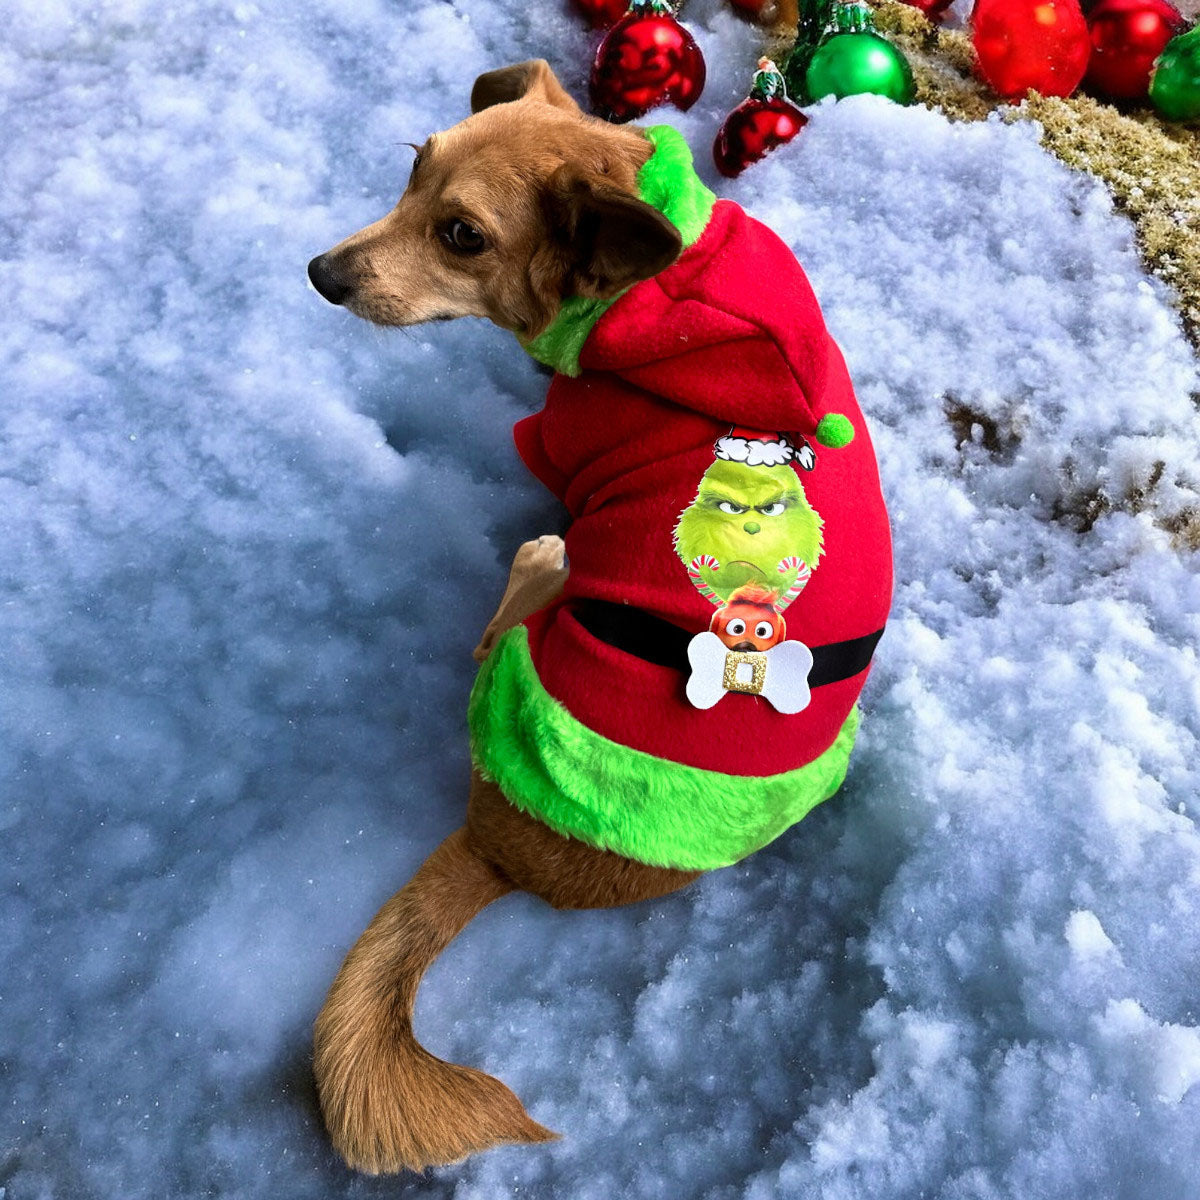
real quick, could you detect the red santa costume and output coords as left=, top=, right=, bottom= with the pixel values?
left=468, top=125, right=892, bottom=870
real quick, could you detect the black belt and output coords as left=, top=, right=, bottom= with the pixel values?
left=573, top=599, right=884, bottom=689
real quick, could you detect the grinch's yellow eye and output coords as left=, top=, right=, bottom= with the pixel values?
left=718, top=501, right=747, bottom=515
left=759, top=501, right=786, bottom=516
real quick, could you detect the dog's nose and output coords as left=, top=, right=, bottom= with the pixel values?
left=307, top=253, right=353, bottom=305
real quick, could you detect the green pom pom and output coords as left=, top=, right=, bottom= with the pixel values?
left=816, top=413, right=855, bottom=448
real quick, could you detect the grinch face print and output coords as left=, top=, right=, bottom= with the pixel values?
left=673, top=433, right=823, bottom=609
left=674, top=426, right=851, bottom=713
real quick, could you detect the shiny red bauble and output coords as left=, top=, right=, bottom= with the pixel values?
left=713, top=60, right=807, bottom=176
left=1085, top=0, right=1185, bottom=98
left=714, top=96, right=808, bottom=176
left=899, top=0, right=955, bottom=22
left=590, top=2, right=707, bottom=122
left=972, top=0, right=1092, bottom=98
left=573, top=0, right=632, bottom=27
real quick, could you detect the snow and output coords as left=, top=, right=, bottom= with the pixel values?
left=3, top=0, right=1199, bottom=1197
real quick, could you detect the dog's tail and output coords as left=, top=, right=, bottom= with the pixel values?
left=313, top=827, right=557, bottom=1174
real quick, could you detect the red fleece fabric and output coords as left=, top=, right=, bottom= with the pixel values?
left=514, top=199, right=893, bottom=778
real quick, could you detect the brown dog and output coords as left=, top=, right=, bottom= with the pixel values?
left=308, top=62, right=704, bottom=1175
left=306, top=50, right=897, bottom=1176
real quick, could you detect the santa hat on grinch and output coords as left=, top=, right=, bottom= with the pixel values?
left=714, top=413, right=854, bottom=471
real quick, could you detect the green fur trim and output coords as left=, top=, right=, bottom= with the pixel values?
left=468, top=626, right=860, bottom=870
left=520, top=125, right=717, bottom=378
left=519, top=294, right=614, bottom=381
left=637, top=124, right=717, bottom=247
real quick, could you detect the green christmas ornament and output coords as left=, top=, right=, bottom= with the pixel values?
left=1149, top=26, right=1200, bottom=121
left=784, top=0, right=838, bottom=102
left=804, top=2, right=915, bottom=105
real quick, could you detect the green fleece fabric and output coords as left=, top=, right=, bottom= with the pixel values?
left=519, top=125, right=717, bottom=378
left=469, top=626, right=859, bottom=871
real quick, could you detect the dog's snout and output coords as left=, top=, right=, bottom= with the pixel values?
left=308, top=253, right=354, bottom=306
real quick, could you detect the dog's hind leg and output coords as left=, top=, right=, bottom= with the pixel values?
left=313, top=829, right=557, bottom=1174
left=473, top=535, right=567, bottom=662
left=468, top=773, right=703, bottom=910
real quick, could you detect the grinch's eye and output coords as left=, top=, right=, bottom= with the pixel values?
left=727, top=619, right=746, bottom=636
left=759, top=501, right=786, bottom=517
left=754, top=621, right=774, bottom=639
left=719, top=501, right=747, bottom=515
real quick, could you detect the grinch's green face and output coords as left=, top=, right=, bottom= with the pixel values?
left=674, top=459, right=823, bottom=601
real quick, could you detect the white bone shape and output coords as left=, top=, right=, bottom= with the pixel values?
left=685, top=631, right=814, bottom=714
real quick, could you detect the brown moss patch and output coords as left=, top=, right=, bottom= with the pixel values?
left=1020, top=93, right=1200, bottom=347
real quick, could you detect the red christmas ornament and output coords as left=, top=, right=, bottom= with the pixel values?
left=971, top=0, right=1092, bottom=98
left=590, top=0, right=707, bottom=122
left=573, top=0, right=632, bottom=27
left=713, top=59, right=808, bottom=177
left=1085, top=0, right=1185, bottom=99
left=899, top=0, right=954, bottom=22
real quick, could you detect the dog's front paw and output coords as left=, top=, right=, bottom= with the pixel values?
left=473, top=536, right=568, bottom=663
left=512, top=534, right=566, bottom=577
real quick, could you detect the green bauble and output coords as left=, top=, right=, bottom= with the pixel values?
left=805, top=31, right=915, bottom=105
left=1149, top=27, right=1200, bottom=122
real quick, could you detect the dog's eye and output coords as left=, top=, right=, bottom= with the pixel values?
left=441, top=220, right=487, bottom=255
left=726, top=619, right=746, bottom=637
left=754, top=621, right=774, bottom=639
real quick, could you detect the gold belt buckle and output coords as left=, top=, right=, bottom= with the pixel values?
left=722, top=650, right=767, bottom=695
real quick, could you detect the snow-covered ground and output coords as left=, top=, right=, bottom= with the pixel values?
left=3, top=1, right=1200, bottom=1197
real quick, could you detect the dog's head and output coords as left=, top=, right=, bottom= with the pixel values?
left=308, top=60, right=684, bottom=338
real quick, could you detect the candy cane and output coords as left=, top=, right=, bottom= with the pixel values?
left=776, top=556, right=812, bottom=611
left=688, top=555, right=723, bottom=606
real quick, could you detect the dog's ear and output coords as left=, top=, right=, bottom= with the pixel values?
left=471, top=59, right=581, bottom=114
left=545, top=165, right=684, bottom=299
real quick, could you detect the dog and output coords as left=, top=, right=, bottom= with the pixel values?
left=307, top=59, right=892, bottom=1175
